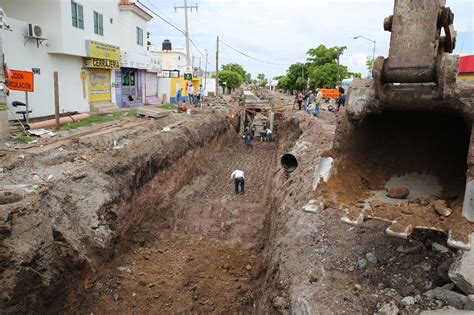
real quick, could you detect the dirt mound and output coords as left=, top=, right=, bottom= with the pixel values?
left=319, top=111, right=473, bottom=244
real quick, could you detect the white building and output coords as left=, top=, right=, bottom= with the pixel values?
left=0, top=0, right=160, bottom=119
left=148, top=43, right=187, bottom=78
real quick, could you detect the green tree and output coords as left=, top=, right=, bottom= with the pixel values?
left=278, top=75, right=290, bottom=90
left=221, top=63, right=247, bottom=81
left=366, top=57, right=374, bottom=75
left=245, top=73, right=252, bottom=84
left=217, top=70, right=243, bottom=90
left=306, top=45, right=347, bottom=66
left=257, top=73, right=266, bottom=81
left=258, top=79, right=268, bottom=87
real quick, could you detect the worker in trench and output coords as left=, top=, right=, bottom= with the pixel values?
left=231, top=169, right=245, bottom=194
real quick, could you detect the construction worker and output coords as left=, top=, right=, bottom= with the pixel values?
left=176, top=88, right=183, bottom=107
left=231, top=169, right=245, bottom=194
left=187, top=82, right=195, bottom=106
left=314, top=88, right=323, bottom=118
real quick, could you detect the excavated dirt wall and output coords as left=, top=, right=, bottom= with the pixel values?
left=0, top=113, right=233, bottom=314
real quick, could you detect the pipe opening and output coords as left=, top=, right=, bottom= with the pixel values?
left=281, top=153, right=298, bottom=172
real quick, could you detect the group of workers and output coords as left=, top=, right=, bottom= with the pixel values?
left=295, top=86, right=346, bottom=117
left=176, top=83, right=205, bottom=112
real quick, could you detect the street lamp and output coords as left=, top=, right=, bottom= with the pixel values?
left=354, top=35, right=377, bottom=71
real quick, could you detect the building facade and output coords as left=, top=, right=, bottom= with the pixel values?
left=1, top=0, right=160, bottom=119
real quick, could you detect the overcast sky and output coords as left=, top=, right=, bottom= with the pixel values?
left=142, top=0, right=474, bottom=79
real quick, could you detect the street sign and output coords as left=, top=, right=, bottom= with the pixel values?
left=7, top=70, right=34, bottom=92
left=184, top=72, right=193, bottom=80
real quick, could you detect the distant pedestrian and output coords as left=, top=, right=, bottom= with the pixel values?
left=314, top=88, right=323, bottom=118
left=231, top=169, right=245, bottom=194
left=187, top=82, right=195, bottom=105
left=197, top=84, right=204, bottom=105
left=303, top=91, right=309, bottom=111
left=250, top=124, right=256, bottom=137
left=296, top=91, right=304, bottom=110
left=337, top=94, right=346, bottom=111
left=176, top=88, right=183, bottom=107
left=266, top=128, right=273, bottom=142
left=243, top=133, right=254, bottom=150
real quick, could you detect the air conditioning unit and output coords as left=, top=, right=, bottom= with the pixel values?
left=28, top=24, right=43, bottom=38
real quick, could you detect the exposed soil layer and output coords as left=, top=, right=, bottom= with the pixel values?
left=60, top=135, right=277, bottom=313
left=319, top=111, right=473, bottom=243
left=256, top=110, right=460, bottom=314
left=0, top=112, right=235, bottom=313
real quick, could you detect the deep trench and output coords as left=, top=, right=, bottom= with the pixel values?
left=56, top=121, right=285, bottom=314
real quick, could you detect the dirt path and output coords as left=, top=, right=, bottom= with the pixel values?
left=61, top=137, right=276, bottom=313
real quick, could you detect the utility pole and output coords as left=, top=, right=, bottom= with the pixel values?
left=174, top=0, right=198, bottom=68
left=204, top=49, right=208, bottom=90
left=0, top=8, right=9, bottom=138
left=216, top=35, right=219, bottom=96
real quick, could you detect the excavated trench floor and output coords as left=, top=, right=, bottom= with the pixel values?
left=61, top=137, right=276, bottom=314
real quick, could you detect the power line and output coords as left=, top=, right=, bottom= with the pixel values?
left=218, top=39, right=290, bottom=66
left=136, top=0, right=185, bottom=35
left=137, top=0, right=214, bottom=69
left=143, top=0, right=181, bottom=28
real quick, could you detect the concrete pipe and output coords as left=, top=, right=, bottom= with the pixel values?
left=27, top=113, right=90, bottom=130
left=281, top=153, right=298, bottom=173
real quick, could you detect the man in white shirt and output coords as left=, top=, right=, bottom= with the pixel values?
left=187, top=83, right=195, bottom=105
left=231, top=169, right=245, bottom=194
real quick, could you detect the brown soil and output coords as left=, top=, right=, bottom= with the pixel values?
left=60, top=136, right=277, bottom=313
left=318, top=111, right=473, bottom=243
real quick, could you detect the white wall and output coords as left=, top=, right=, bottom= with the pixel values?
left=118, top=9, right=148, bottom=56
left=157, top=77, right=171, bottom=103
left=5, top=18, right=88, bottom=119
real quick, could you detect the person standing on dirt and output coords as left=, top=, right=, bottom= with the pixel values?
left=197, top=85, right=204, bottom=105
left=243, top=132, right=254, bottom=150
left=187, top=82, right=195, bottom=106
left=314, top=88, right=323, bottom=118
left=337, top=94, right=346, bottom=111
left=231, top=169, right=245, bottom=194
left=296, top=91, right=304, bottom=110
left=308, top=91, right=316, bottom=112
left=176, top=88, right=183, bottom=107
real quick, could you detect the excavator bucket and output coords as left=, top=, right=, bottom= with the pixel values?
left=314, top=0, right=474, bottom=250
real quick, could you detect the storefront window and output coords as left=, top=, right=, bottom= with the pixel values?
left=122, top=71, right=136, bottom=86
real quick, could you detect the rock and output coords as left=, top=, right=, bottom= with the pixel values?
left=273, top=296, right=288, bottom=309
left=358, top=258, right=368, bottom=269
left=437, top=259, right=454, bottom=283
left=246, top=264, right=252, bottom=270
left=366, top=252, right=378, bottom=264
left=412, top=195, right=431, bottom=206
left=386, top=187, right=410, bottom=199
left=432, top=243, right=449, bottom=254
left=401, top=296, right=416, bottom=305
left=449, top=250, right=474, bottom=295
left=138, top=280, right=147, bottom=286
left=464, top=295, right=474, bottom=310
left=113, top=292, right=120, bottom=301
left=420, top=307, right=473, bottom=314
left=397, top=243, right=423, bottom=254
left=376, top=301, right=399, bottom=315
left=424, top=287, right=468, bottom=309
left=420, top=262, right=432, bottom=272
left=433, top=200, right=452, bottom=217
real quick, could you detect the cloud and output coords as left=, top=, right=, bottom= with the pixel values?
left=145, top=0, right=474, bottom=79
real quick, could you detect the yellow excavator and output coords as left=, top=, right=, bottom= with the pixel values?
left=315, top=0, right=474, bottom=249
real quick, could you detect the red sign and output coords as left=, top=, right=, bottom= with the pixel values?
left=7, top=70, right=34, bottom=92
left=459, top=55, right=474, bottom=74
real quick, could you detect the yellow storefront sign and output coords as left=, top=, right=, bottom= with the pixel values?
left=84, top=57, right=120, bottom=69
left=86, top=40, right=120, bottom=62
left=88, top=69, right=111, bottom=103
